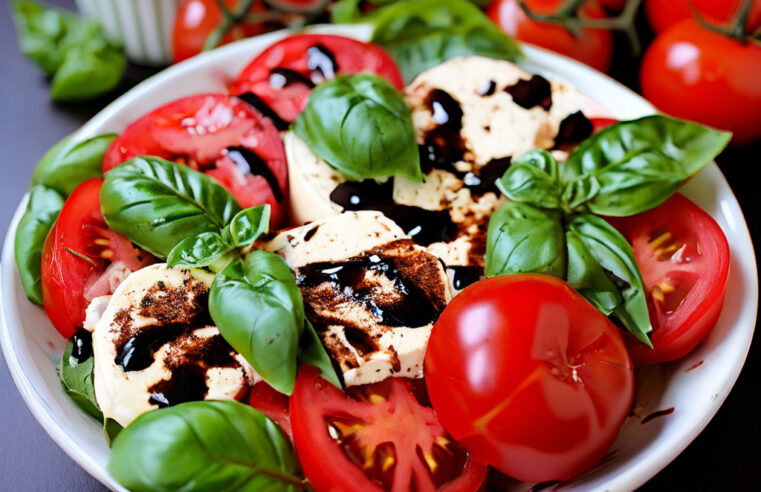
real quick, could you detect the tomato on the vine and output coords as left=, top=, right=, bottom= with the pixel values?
left=487, top=0, right=614, bottom=72
left=610, top=194, right=730, bottom=366
left=425, top=274, right=634, bottom=482
left=640, top=19, right=761, bottom=144
left=644, top=0, right=761, bottom=33
left=289, top=366, right=487, bottom=492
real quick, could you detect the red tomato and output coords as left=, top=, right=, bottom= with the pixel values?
left=425, top=275, right=634, bottom=482
left=103, top=94, right=289, bottom=227
left=596, top=0, right=627, bottom=10
left=609, top=194, right=730, bottom=366
left=249, top=380, right=292, bottom=439
left=41, top=179, right=154, bottom=338
left=487, top=0, right=613, bottom=72
left=230, top=34, right=404, bottom=123
left=172, top=0, right=275, bottom=63
left=590, top=117, right=618, bottom=133
left=640, top=19, right=761, bottom=144
left=644, top=0, right=761, bottom=33
left=289, top=366, right=487, bottom=492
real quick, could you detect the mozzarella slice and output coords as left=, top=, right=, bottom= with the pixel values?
left=262, top=211, right=453, bottom=386
left=92, top=264, right=258, bottom=427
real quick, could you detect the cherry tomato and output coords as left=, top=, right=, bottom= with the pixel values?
left=425, top=274, right=634, bottom=482
left=644, top=0, right=761, bottom=33
left=590, top=117, right=618, bottom=133
left=172, top=0, right=276, bottom=63
left=230, top=34, right=404, bottom=123
left=103, top=94, right=289, bottom=227
left=596, top=0, right=627, bottom=11
left=609, top=194, right=730, bottom=366
left=41, top=179, right=154, bottom=338
left=487, top=0, right=613, bottom=72
left=249, top=380, right=292, bottom=439
left=640, top=19, right=761, bottom=144
left=289, top=366, right=487, bottom=492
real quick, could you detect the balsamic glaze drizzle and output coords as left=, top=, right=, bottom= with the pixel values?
left=504, top=75, right=553, bottom=110
left=70, top=329, right=93, bottom=364
left=554, top=111, right=593, bottom=146
left=226, top=146, right=283, bottom=201
left=448, top=265, right=484, bottom=291
left=268, top=67, right=315, bottom=89
left=236, top=92, right=289, bottom=131
left=306, top=44, right=338, bottom=81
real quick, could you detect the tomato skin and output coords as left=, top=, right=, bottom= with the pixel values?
left=640, top=19, right=761, bottom=144
left=487, top=0, right=613, bottom=72
left=425, top=274, right=634, bottom=482
left=230, top=34, right=404, bottom=123
left=41, top=179, right=153, bottom=338
left=249, top=381, right=292, bottom=440
left=290, top=366, right=487, bottom=492
left=103, top=94, right=288, bottom=227
left=610, top=194, right=730, bottom=366
left=644, top=0, right=761, bottom=33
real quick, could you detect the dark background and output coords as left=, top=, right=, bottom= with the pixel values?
left=0, top=0, right=758, bottom=490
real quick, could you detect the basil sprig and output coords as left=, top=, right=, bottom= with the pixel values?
left=487, top=115, right=730, bottom=344
left=108, top=401, right=303, bottom=492
left=11, top=1, right=125, bottom=102
left=293, top=73, right=423, bottom=182
left=210, top=251, right=341, bottom=395
left=31, top=134, right=115, bottom=196
left=365, top=0, right=521, bottom=83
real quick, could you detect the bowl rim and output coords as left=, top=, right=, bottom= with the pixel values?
left=1, top=24, right=758, bottom=492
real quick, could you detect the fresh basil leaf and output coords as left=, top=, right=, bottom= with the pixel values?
left=101, top=156, right=242, bottom=259
left=59, top=335, right=102, bottom=421
left=51, top=37, right=125, bottom=102
left=210, top=252, right=305, bottom=395
left=562, top=115, right=732, bottom=216
left=104, top=418, right=122, bottom=446
left=167, top=232, right=231, bottom=269
left=367, top=0, right=521, bottom=83
left=497, top=150, right=563, bottom=209
left=293, top=73, right=422, bottom=182
left=565, top=228, right=622, bottom=315
left=31, top=134, right=114, bottom=195
left=108, top=401, right=301, bottom=492
left=485, top=202, right=566, bottom=278
left=566, top=215, right=652, bottom=346
left=14, top=185, right=64, bottom=305
left=230, top=204, right=270, bottom=247
left=299, top=320, right=342, bottom=390
left=11, top=1, right=71, bottom=76
left=331, top=0, right=363, bottom=22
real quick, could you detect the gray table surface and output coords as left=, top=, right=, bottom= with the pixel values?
left=1, top=0, right=759, bottom=490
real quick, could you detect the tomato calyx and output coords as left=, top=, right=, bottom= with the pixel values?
left=518, top=0, right=644, bottom=54
left=692, top=0, right=761, bottom=43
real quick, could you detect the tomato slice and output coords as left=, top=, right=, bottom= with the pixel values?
left=103, top=94, right=288, bottom=228
left=290, top=366, right=487, bottom=492
left=610, top=193, right=730, bottom=365
left=41, top=179, right=155, bottom=338
left=230, top=34, right=404, bottom=123
left=249, top=380, right=292, bottom=440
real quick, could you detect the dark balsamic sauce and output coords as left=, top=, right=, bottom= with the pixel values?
left=226, top=146, right=283, bottom=201
left=149, top=366, right=207, bottom=408
left=115, top=323, right=186, bottom=372
left=70, top=329, right=93, bottom=364
left=476, top=80, right=497, bottom=96
left=304, top=224, right=320, bottom=242
left=448, top=266, right=484, bottom=291
left=555, top=111, right=593, bottom=146
left=419, top=89, right=467, bottom=175
left=268, top=68, right=315, bottom=89
left=504, top=75, right=553, bottom=110
left=236, top=92, right=289, bottom=131
left=641, top=407, right=675, bottom=424
left=297, top=255, right=442, bottom=328
left=306, top=44, right=338, bottom=81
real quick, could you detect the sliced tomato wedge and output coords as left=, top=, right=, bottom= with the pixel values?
left=611, top=193, right=730, bottom=365
left=230, top=34, right=404, bottom=123
left=41, top=178, right=155, bottom=338
left=249, top=380, right=292, bottom=440
left=103, top=94, right=288, bottom=227
left=290, top=366, right=487, bottom=492
left=590, top=117, right=618, bottom=133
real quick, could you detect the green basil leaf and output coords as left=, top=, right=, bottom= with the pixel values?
left=14, top=185, right=64, bottom=305
left=31, top=134, right=114, bottom=195
left=166, top=232, right=232, bottom=269
left=104, top=418, right=123, bottom=446
left=565, top=228, right=622, bottom=315
left=210, top=252, right=305, bottom=395
left=485, top=202, right=566, bottom=278
left=293, top=73, right=422, bottom=182
left=331, top=0, right=363, bottom=22
left=497, top=150, right=563, bottom=209
left=561, top=115, right=732, bottom=216
left=566, top=214, right=652, bottom=346
left=101, top=156, right=242, bottom=259
left=367, top=0, right=521, bottom=83
left=59, top=336, right=102, bottom=421
left=229, top=204, right=270, bottom=247
left=51, top=41, right=125, bottom=102
left=108, top=401, right=301, bottom=492
left=11, top=1, right=71, bottom=76
left=299, top=320, right=342, bottom=390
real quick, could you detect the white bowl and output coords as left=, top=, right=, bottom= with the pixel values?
left=1, top=24, right=757, bottom=492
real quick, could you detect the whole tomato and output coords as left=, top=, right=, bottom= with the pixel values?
left=645, top=0, right=761, bottom=33
left=640, top=19, right=761, bottom=144
left=487, top=0, right=613, bottom=72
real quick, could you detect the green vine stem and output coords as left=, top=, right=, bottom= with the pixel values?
left=518, top=0, right=644, bottom=56
left=203, top=0, right=259, bottom=52
left=692, top=0, right=761, bottom=45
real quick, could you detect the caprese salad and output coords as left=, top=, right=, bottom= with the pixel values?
left=16, top=9, right=733, bottom=492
